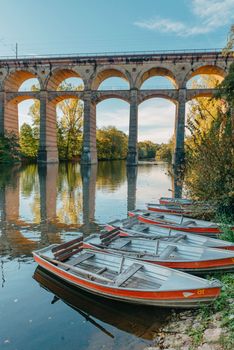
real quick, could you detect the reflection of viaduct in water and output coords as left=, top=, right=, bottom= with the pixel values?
left=0, top=164, right=142, bottom=255
left=81, top=164, right=98, bottom=234
left=0, top=163, right=182, bottom=256
left=0, top=51, right=233, bottom=166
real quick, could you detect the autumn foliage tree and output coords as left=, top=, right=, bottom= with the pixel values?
left=184, top=69, right=234, bottom=214
left=20, top=123, right=39, bottom=160
left=96, top=126, right=128, bottom=160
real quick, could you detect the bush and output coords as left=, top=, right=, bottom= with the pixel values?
left=0, top=133, right=21, bottom=163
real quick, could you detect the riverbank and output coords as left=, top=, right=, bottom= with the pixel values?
left=145, top=273, right=234, bottom=350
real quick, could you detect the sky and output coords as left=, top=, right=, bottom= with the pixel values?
left=0, top=0, right=233, bottom=142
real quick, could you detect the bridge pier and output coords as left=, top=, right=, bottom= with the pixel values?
left=0, top=92, right=5, bottom=135
left=127, top=166, right=138, bottom=211
left=80, top=94, right=98, bottom=164
left=173, top=89, right=186, bottom=168
left=127, top=89, right=138, bottom=166
left=81, top=164, right=97, bottom=233
left=38, top=91, right=58, bottom=163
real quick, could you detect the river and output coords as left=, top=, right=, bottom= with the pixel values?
left=0, top=161, right=178, bottom=350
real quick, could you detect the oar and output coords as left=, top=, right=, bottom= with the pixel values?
left=50, top=295, right=114, bottom=339
left=73, top=306, right=115, bottom=339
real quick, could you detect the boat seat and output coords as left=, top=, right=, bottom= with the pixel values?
left=71, top=252, right=95, bottom=266
left=114, top=263, right=143, bottom=287
left=135, top=225, right=149, bottom=233
left=182, top=220, right=196, bottom=226
left=171, top=234, right=186, bottom=242
left=155, top=214, right=165, bottom=219
left=111, top=240, right=131, bottom=249
left=159, top=245, right=177, bottom=259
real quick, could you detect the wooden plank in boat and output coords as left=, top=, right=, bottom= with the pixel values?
left=100, top=229, right=120, bottom=244
left=112, top=240, right=131, bottom=249
left=171, top=234, right=186, bottom=242
left=135, top=225, right=149, bottom=232
left=71, top=252, right=95, bottom=266
left=52, top=236, right=83, bottom=253
left=56, top=246, right=83, bottom=262
left=114, top=263, right=143, bottom=287
left=159, top=245, right=177, bottom=259
left=100, top=228, right=119, bottom=240
left=96, top=267, right=107, bottom=275
left=182, top=220, right=197, bottom=226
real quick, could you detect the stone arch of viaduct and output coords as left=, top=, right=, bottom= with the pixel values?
left=0, top=51, right=233, bottom=166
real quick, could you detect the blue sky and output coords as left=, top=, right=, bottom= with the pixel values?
left=1, top=0, right=233, bottom=142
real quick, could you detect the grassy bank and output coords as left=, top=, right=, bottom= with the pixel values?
left=188, top=273, right=234, bottom=349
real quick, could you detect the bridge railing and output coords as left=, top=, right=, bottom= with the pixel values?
left=0, top=48, right=225, bottom=60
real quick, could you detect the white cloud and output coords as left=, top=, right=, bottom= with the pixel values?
left=134, top=0, right=234, bottom=37
left=97, top=100, right=176, bottom=143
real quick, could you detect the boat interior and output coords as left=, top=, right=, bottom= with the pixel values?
left=36, top=240, right=212, bottom=291
left=87, top=232, right=234, bottom=262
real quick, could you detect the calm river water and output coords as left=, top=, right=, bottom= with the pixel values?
left=0, top=161, right=178, bottom=350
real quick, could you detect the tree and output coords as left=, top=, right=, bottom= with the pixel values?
left=0, top=132, right=21, bottom=163
left=138, top=140, right=158, bottom=159
left=97, top=126, right=128, bottom=160
left=29, top=82, right=84, bottom=161
left=222, top=25, right=234, bottom=56
left=157, top=138, right=174, bottom=162
left=19, top=123, right=39, bottom=159
left=57, top=86, right=83, bottom=160
left=29, top=84, right=40, bottom=127
left=184, top=71, right=234, bottom=212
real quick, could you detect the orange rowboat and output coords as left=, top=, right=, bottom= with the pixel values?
left=84, top=231, right=234, bottom=274
left=159, top=197, right=195, bottom=206
left=33, top=238, right=221, bottom=308
left=128, top=209, right=233, bottom=236
left=106, top=217, right=234, bottom=251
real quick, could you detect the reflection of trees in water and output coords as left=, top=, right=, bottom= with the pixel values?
left=0, top=164, right=21, bottom=189
left=20, top=164, right=41, bottom=223
left=20, top=164, right=39, bottom=197
left=57, top=163, right=83, bottom=225
left=96, top=160, right=126, bottom=191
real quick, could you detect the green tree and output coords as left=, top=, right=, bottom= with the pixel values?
left=0, top=132, right=21, bottom=163
left=138, top=140, right=158, bottom=159
left=157, top=138, right=174, bottom=162
left=19, top=123, right=39, bottom=160
left=29, top=82, right=84, bottom=161
left=97, top=126, right=128, bottom=160
left=28, top=84, right=40, bottom=127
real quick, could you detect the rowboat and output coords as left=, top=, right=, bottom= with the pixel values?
left=147, top=203, right=194, bottom=216
left=106, top=217, right=234, bottom=251
left=33, top=237, right=222, bottom=308
left=34, top=266, right=170, bottom=340
left=84, top=231, right=234, bottom=274
left=159, top=197, right=195, bottom=206
left=128, top=209, right=233, bottom=236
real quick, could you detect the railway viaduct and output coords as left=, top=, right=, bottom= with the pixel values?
left=0, top=50, right=233, bottom=166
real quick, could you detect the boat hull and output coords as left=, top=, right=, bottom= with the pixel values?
left=147, top=205, right=192, bottom=216
left=128, top=212, right=221, bottom=236
left=33, top=253, right=221, bottom=308
left=159, top=197, right=194, bottom=206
